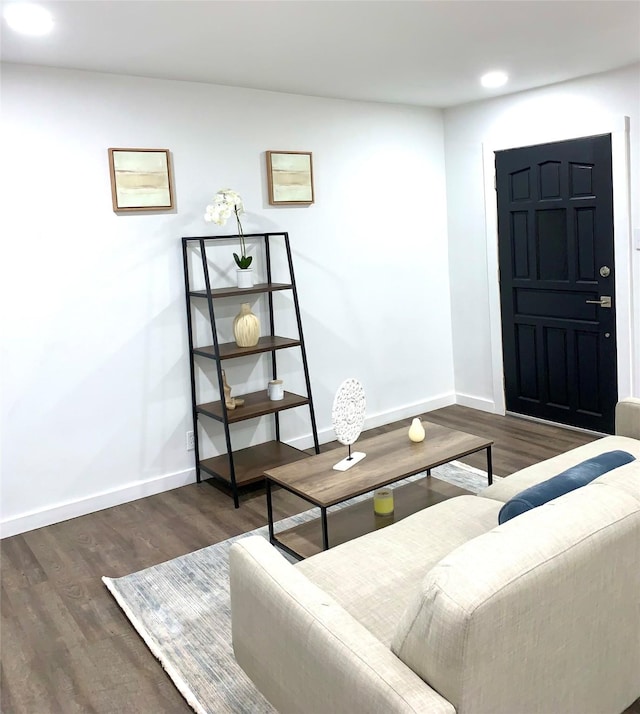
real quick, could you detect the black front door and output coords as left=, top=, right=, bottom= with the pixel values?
left=496, top=134, right=617, bottom=433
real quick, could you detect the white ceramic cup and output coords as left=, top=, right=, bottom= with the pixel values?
left=268, top=379, right=284, bottom=401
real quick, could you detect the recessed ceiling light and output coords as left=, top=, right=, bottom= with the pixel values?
left=3, top=3, right=54, bottom=36
left=481, top=71, right=508, bottom=89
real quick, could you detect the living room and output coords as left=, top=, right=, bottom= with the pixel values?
left=1, top=1, right=640, bottom=712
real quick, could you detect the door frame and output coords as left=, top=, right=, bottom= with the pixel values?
left=482, top=115, right=633, bottom=417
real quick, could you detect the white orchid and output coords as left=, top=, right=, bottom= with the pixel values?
left=204, top=189, right=251, bottom=269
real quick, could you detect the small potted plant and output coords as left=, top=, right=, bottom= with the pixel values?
left=205, top=189, right=253, bottom=288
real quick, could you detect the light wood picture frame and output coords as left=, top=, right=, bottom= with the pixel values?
left=266, top=151, right=314, bottom=205
left=108, top=148, right=174, bottom=212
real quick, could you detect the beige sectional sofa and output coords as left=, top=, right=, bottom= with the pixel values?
left=229, top=398, right=640, bottom=714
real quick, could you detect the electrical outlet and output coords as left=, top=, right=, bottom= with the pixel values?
left=186, top=430, right=195, bottom=451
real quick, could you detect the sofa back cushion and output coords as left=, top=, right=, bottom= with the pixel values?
left=390, top=476, right=640, bottom=714
left=479, top=435, right=640, bottom=505
left=498, top=449, right=635, bottom=523
left=616, top=397, right=640, bottom=439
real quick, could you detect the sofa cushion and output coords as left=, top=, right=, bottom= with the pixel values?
left=295, top=495, right=501, bottom=645
left=479, top=434, right=640, bottom=504
left=498, top=450, right=635, bottom=523
left=616, top=397, right=640, bottom=439
left=230, top=536, right=456, bottom=714
left=593, top=459, right=640, bottom=504
left=391, top=477, right=640, bottom=714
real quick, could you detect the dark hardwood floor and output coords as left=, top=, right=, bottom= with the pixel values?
left=2, top=405, right=637, bottom=713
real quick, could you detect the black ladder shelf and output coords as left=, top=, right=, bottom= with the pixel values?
left=182, top=232, right=320, bottom=508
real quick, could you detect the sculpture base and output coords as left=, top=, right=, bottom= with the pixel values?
left=332, top=451, right=366, bottom=471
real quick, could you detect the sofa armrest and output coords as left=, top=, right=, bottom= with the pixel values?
left=229, top=536, right=454, bottom=714
left=616, top=398, right=640, bottom=439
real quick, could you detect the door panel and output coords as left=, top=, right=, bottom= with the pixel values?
left=544, top=327, right=569, bottom=408
left=496, top=134, right=617, bottom=433
left=515, top=324, right=539, bottom=399
left=536, top=209, right=568, bottom=279
left=515, top=288, right=596, bottom=319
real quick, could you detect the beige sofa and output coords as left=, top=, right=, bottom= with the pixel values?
left=230, top=398, right=640, bottom=714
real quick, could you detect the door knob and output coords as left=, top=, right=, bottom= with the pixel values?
left=585, top=296, right=612, bottom=308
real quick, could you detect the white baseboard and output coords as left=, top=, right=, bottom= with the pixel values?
left=2, top=393, right=470, bottom=539
left=455, top=393, right=498, bottom=414
left=0, top=467, right=197, bottom=539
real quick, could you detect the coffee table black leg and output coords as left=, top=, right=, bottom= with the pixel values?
left=487, top=446, right=493, bottom=485
left=321, top=507, right=329, bottom=550
left=266, top=479, right=275, bottom=543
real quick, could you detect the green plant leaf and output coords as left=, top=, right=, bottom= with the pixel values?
left=234, top=253, right=252, bottom=269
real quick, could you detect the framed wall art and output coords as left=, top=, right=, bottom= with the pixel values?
left=108, top=148, right=174, bottom=212
left=266, top=151, right=314, bottom=205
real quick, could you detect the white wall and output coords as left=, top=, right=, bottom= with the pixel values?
left=444, top=63, right=640, bottom=411
left=0, top=63, right=453, bottom=536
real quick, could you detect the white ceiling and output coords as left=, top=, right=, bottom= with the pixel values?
left=1, top=0, right=639, bottom=108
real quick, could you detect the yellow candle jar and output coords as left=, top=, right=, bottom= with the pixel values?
left=373, top=488, right=394, bottom=516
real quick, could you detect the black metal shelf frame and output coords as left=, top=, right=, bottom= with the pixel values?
left=182, top=232, right=320, bottom=507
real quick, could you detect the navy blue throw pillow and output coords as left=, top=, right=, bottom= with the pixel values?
left=498, top=450, right=635, bottom=524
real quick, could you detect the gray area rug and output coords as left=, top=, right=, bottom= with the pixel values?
left=103, top=462, right=493, bottom=714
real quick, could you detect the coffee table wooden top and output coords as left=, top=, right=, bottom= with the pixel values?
left=264, top=422, right=492, bottom=507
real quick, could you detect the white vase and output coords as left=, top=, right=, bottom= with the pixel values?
left=408, top=417, right=426, bottom=443
left=233, top=303, right=260, bottom=347
left=236, top=268, right=253, bottom=289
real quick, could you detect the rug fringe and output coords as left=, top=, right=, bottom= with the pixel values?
left=102, top=575, right=208, bottom=714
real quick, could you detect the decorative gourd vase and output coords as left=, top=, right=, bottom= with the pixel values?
left=408, top=417, right=426, bottom=443
left=233, top=303, right=260, bottom=347
left=236, top=268, right=253, bottom=289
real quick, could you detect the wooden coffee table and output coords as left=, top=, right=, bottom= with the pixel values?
left=264, top=422, right=493, bottom=560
